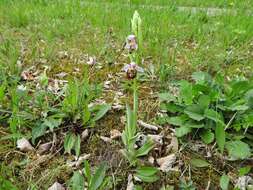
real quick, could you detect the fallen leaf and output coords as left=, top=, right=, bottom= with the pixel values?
left=100, top=136, right=112, bottom=143
left=17, top=138, right=34, bottom=152
left=110, top=129, right=122, bottom=139
left=157, top=154, right=177, bottom=172
left=138, top=120, right=159, bottom=131
left=166, top=136, right=179, bottom=154
left=68, top=154, right=91, bottom=167
left=87, top=56, right=96, bottom=65
left=235, top=176, right=253, bottom=190
left=147, top=134, right=163, bottom=145
left=48, top=182, right=65, bottom=190
left=81, top=129, right=89, bottom=140
left=126, top=174, right=134, bottom=190
left=37, top=142, right=52, bottom=155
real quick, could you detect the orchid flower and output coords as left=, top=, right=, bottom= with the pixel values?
left=125, top=35, right=138, bottom=52
left=122, top=62, right=144, bottom=79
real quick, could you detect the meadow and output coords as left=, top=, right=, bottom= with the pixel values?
left=0, top=0, right=252, bottom=189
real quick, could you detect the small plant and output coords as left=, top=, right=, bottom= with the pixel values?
left=122, top=11, right=154, bottom=166
left=159, top=72, right=253, bottom=159
left=62, top=68, right=110, bottom=156
left=68, top=161, right=108, bottom=190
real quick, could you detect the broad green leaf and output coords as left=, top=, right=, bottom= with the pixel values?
left=136, top=139, right=154, bottom=157
left=32, top=123, right=47, bottom=144
left=245, top=89, right=253, bottom=107
left=134, top=185, right=143, bottom=190
left=200, top=130, right=214, bottom=144
left=204, top=109, right=224, bottom=125
left=190, top=158, right=210, bottom=168
left=158, top=92, right=176, bottom=102
left=228, top=105, right=249, bottom=111
left=180, top=80, right=193, bottom=105
left=92, top=104, right=111, bottom=121
left=164, top=103, right=184, bottom=113
left=184, top=122, right=204, bottom=129
left=239, top=166, right=251, bottom=176
left=136, top=166, right=159, bottom=177
left=225, top=140, right=251, bottom=160
left=215, top=124, right=225, bottom=153
left=184, top=105, right=204, bottom=121
left=175, top=126, right=192, bottom=137
left=167, top=116, right=187, bottom=126
left=0, top=176, right=18, bottom=190
left=74, top=135, right=81, bottom=156
left=198, top=95, right=210, bottom=109
left=64, top=132, right=76, bottom=154
left=192, top=71, right=211, bottom=84
left=134, top=173, right=159, bottom=183
left=43, top=117, right=62, bottom=131
left=69, top=171, right=84, bottom=190
left=90, top=162, right=107, bottom=190
left=220, top=174, right=229, bottom=190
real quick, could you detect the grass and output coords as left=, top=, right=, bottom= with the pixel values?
left=0, top=0, right=252, bottom=189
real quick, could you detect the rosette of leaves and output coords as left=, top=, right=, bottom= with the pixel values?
left=159, top=72, right=252, bottom=159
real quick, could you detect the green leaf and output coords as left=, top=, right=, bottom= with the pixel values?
left=134, top=166, right=159, bottom=183
left=32, top=123, right=47, bottom=144
left=190, top=158, right=210, bottom=168
left=180, top=80, right=193, bottom=105
left=90, top=162, right=107, bottom=190
left=184, top=105, right=205, bottom=121
left=0, top=82, right=6, bottom=102
left=198, top=95, right=210, bottom=109
left=200, top=130, right=214, bottom=144
left=228, top=105, right=249, bottom=111
left=134, top=173, right=159, bottom=183
left=167, top=115, right=188, bottom=126
left=239, top=166, right=251, bottom=176
left=158, top=92, right=176, bottom=102
left=184, top=122, right=204, bottom=129
left=220, top=174, right=229, bottom=190
left=92, top=104, right=111, bottom=121
left=83, top=103, right=91, bottom=125
left=204, top=109, right=224, bottom=125
left=136, top=166, right=159, bottom=177
left=192, top=71, right=211, bottom=84
left=175, top=126, right=192, bottom=137
left=64, top=132, right=76, bottom=154
left=215, top=124, right=225, bottom=153
left=136, top=139, right=154, bottom=157
left=84, top=161, right=91, bottom=184
left=226, top=140, right=251, bottom=160
left=134, top=185, right=143, bottom=190
left=0, top=176, right=18, bottom=190
left=69, top=171, right=84, bottom=190
left=239, top=166, right=252, bottom=176
left=43, top=117, right=62, bottom=131
left=74, top=135, right=81, bottom=156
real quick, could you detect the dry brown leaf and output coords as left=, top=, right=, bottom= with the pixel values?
left=48, top=182, right=65, bottom=190
left=147, top=134, right=163, bottom=145
left=166, top=136, right=179, bottom=154
left=100, top=136, right=112, bottom=143
left=126, top=174, right=134, bottom=190
left=157, top=154, right=177, bottom=172
left=110, top=129, right=122, bottom=139
left=17, top=138, right=34, bottom=152
left=81, top=129, right=89, bottom=140
left=138, top=120, right=159, bottom=131
left=37, top=142, right=52, bottom=155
